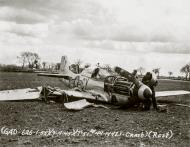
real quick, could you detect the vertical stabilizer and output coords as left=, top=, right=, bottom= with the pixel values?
left=59, top=56, right=76, bottom=77
left=60, top=56, right=69, bottom=72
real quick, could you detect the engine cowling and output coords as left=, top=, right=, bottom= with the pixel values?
left=138, top=84, right=152, bottom=100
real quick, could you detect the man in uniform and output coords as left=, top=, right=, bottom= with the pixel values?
left=142, top=72, right=158, bottom=110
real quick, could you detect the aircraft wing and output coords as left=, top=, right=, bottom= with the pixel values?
left=0, top=86, right=109, bottom=102
left=37, top=73, right=72, bottom=80
left=155, top=90, right=190, bottom=104
left=0, top=87, right=42, bottom=101
left=156, top=90, right=190, bottom=97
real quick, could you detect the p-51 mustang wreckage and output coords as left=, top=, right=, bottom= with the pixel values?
left=0, top=56, right=190, bottom=111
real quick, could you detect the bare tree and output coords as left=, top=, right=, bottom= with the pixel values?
left=46, top=62, right=56, bottom=71
left=28, top=52, right=40, bottom=68
left=45, top=62, right=51, bottom=70
left=180, top=64, right=190, bottom=80
left=17, top=52, right=40, bottom=69
left=137, top=67, right=145, bottom=76
left=74, top=59, right=83, bottom=74
left=26, top=52, right=33, bottom=68
left=55, top=63, right=61, bottom=70
left=32, top=53, right=40, bottom=69
left=168, top=71, right=173, bottom=78
left=42, top=62, right=47, bottom=69
left=17, top=52, right=27, bottom=68
left=75, top=59, right=83, bottom=66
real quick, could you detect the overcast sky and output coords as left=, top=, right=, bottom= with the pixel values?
left=0, top=0, right=190, bottom=76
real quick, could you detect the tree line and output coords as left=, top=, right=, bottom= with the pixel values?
left=17, top=52, right=61, bottom=70
left=17, top=52, right=40, bottom=69
left=180, top=64, right=190, bottom=80
left=133, top=65, right=190, bottom=81
left=0, top=51, right=190, bottom=80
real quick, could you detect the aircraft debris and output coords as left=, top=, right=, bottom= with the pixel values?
left=64, top=99, right=109, bottom=110
left=64, top=99, right=92, bottom=110
left=40, top=86, right=110, bottom=103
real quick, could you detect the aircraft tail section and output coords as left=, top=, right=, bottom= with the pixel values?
left=60, top=56, right=69, bottom=72
left=59, top=56, right=76, bottom=77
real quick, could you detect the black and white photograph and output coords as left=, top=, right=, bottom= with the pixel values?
left=0, top=0, right=190, bottom=146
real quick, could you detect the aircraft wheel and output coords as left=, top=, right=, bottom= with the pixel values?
left=111, top=95, right=118, bottom=105
left=104, top=84, right=108, bottom=92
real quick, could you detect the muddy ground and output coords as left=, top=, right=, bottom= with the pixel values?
left=0, top=72, right=189, bottom=147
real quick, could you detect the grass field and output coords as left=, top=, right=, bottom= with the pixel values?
left=0, top=72, right=190, bottom=146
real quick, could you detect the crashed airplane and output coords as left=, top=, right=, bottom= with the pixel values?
left=0, top=56, right=190, bottom=111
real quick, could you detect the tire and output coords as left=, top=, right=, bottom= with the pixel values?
left=104, top=84, right=108, bottom=92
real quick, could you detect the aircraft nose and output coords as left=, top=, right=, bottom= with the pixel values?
left=143, top=88, right=152, bottom=99
left=138, top=85, right=152, bottom=100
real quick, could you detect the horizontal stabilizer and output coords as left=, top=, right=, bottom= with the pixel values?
left=38, top=73, right=72, bottom=79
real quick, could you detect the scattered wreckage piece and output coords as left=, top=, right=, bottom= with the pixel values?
left=64, top=99, right=109, bottom=110
left=0, top=87, right=42, bottom=101
left=64, top=99, right=92, bottom=110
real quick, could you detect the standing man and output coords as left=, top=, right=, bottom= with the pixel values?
left=142, top=72, right=158, bottom=110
